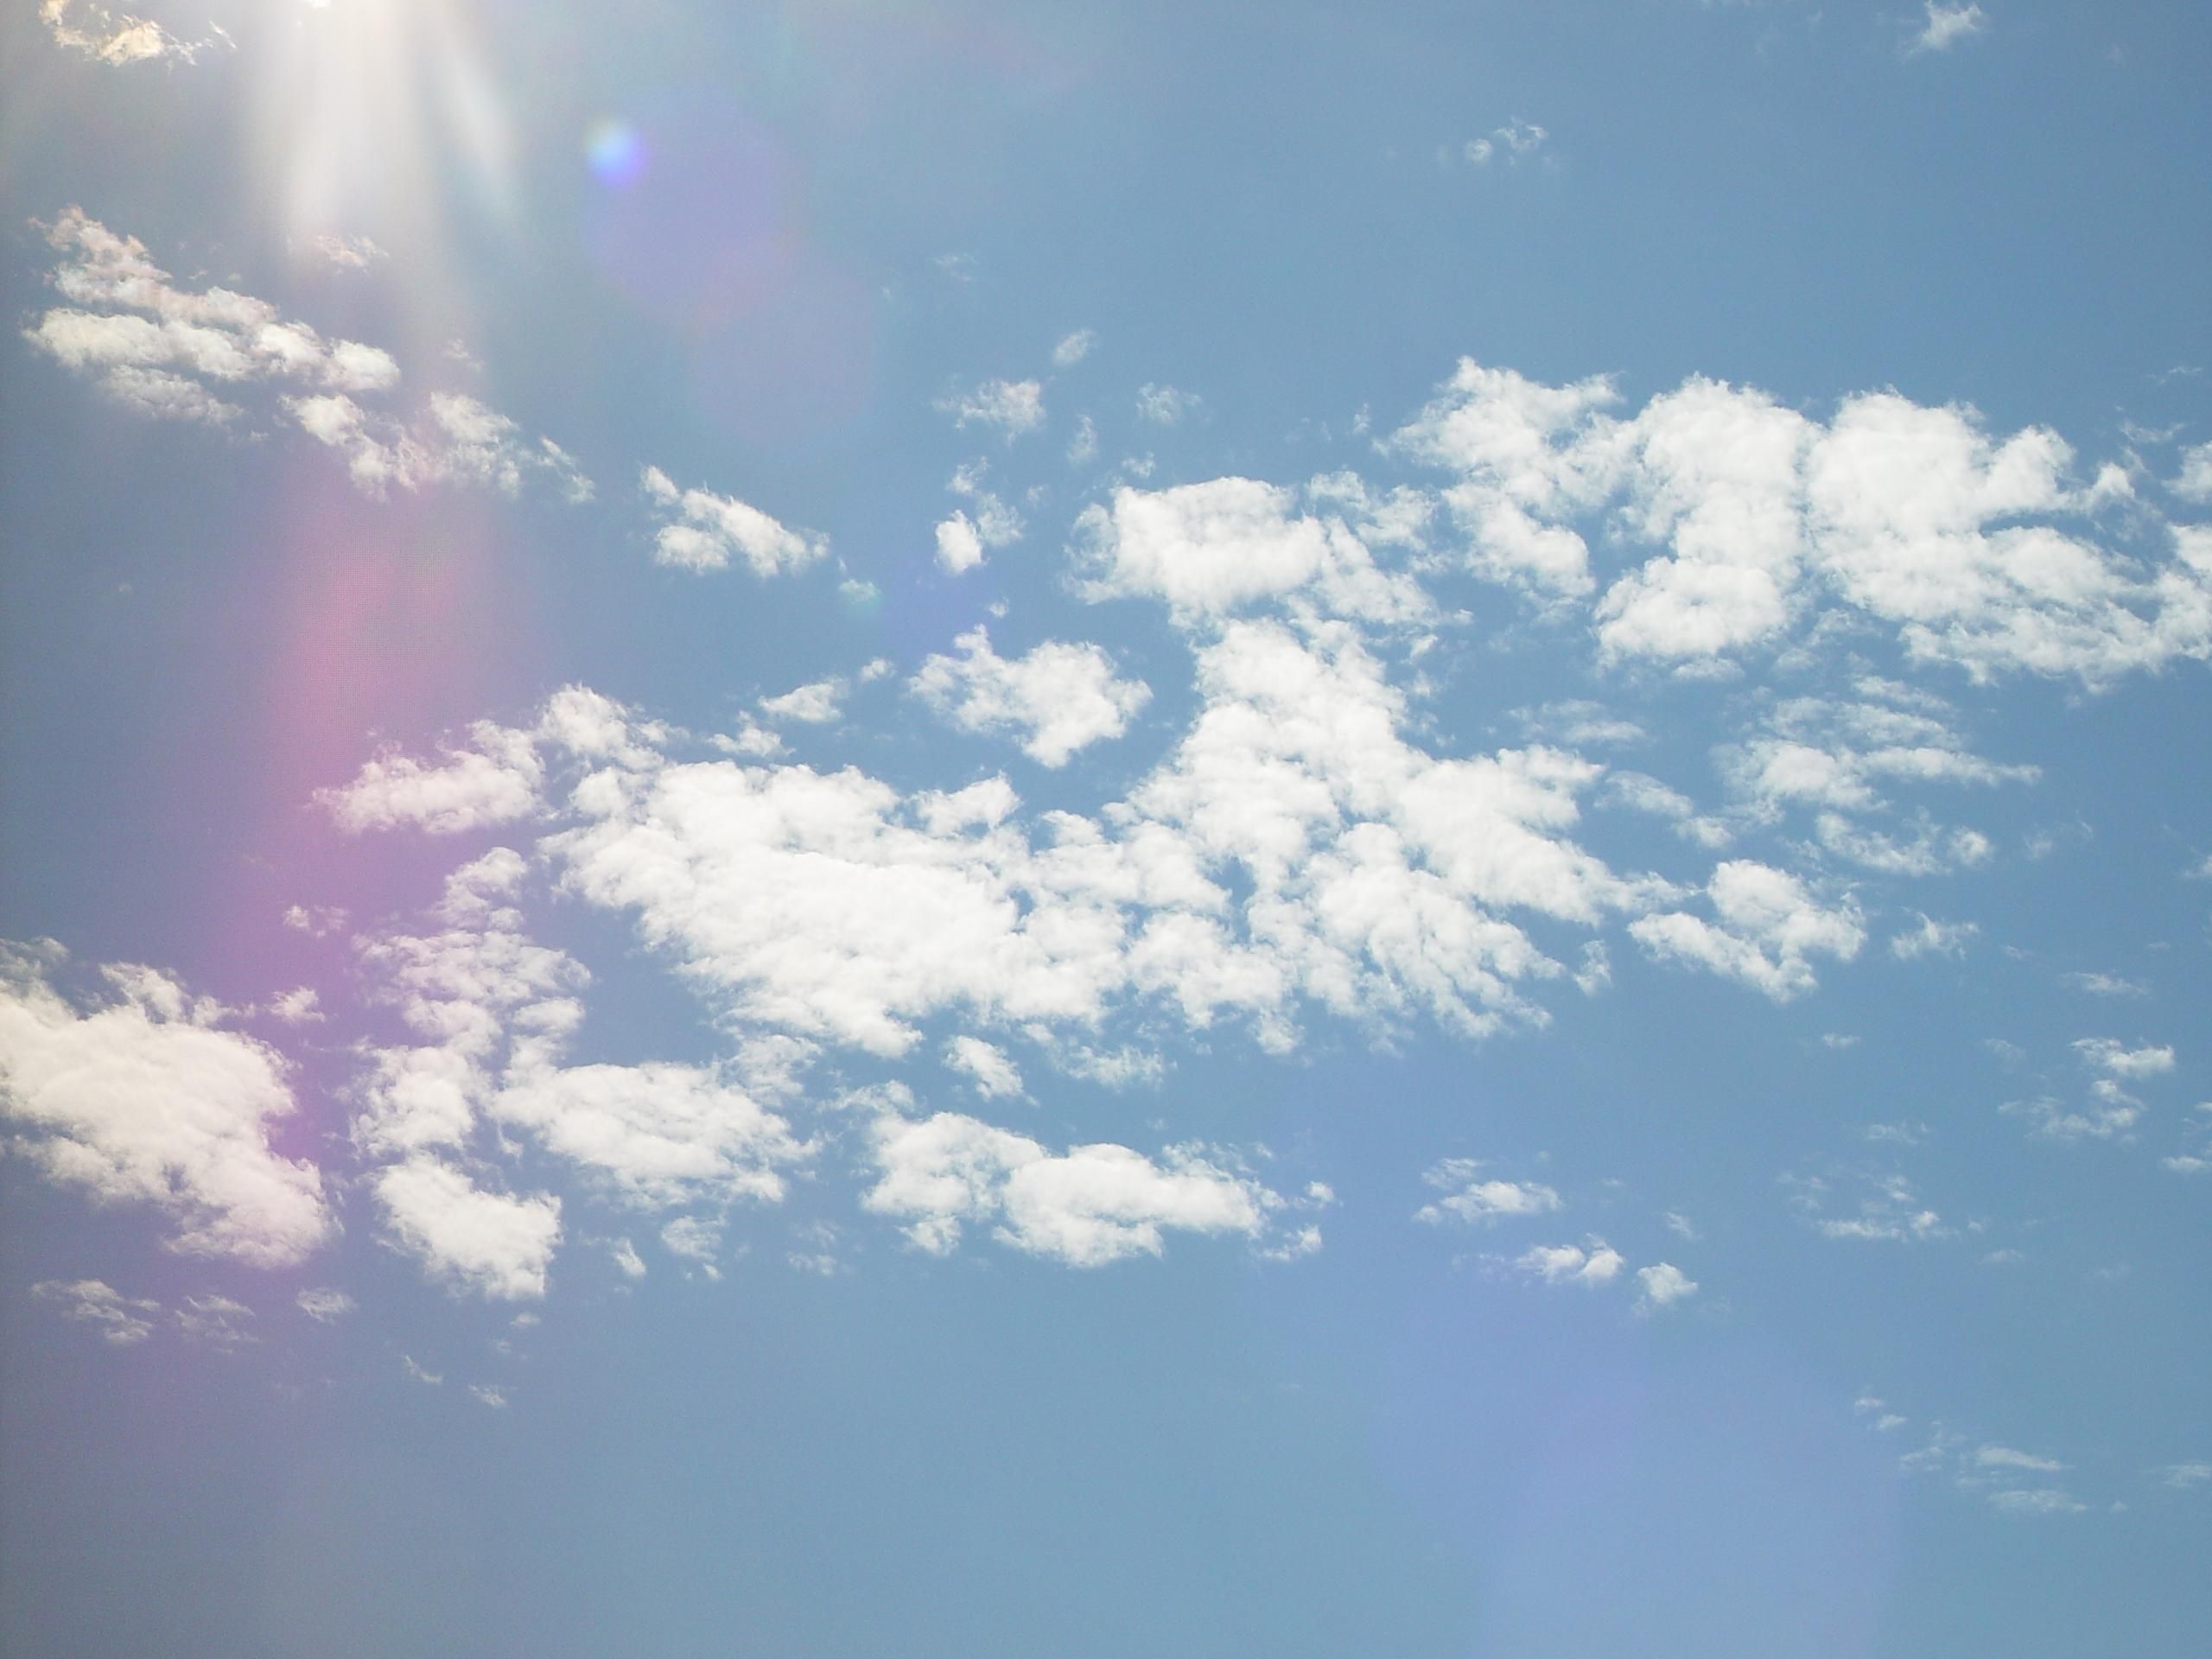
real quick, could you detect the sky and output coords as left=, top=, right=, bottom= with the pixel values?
left=2, top=1, right=2210, bottom=1654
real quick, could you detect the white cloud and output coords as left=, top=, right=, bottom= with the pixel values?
left=1635, top=1262, right=1699, bottom=1311
left=308, top=232, right=386, bottom=270
left=862, top=1107, right=1293, bottom=1266
left=344, top=848, right=806, bottom=1291
left=0, top=948, right=333, bottom=1267
left=1986, top=1488, right=2087, bottom=1517
left=317, top=721, right=542, bottom=835
left=934, top=513, right=986, bottom=575
left=1978, top=1445, right=2067, bottom=1473
left=426, top=614, right=1659, bottom=1068
left=1072, top=478, right=1433, bottom=626
left=41, top=0, right=214, bottom=65
left=660, top=1214, right=724, bottom=1278
left=2161, top=1463, right=2212, bottom=1491
left=937, top=378, right=1046, bottom=440
left=609, top=1236, right=647, bottom=1279
left=944, top=1035, right=1024, bottom=1099
left=1395, top=360, right=2212, bottom=685
left=759, top=678, right=850, bottom=724
left=374, top=1156, right=562, bottom=1300
left=2004, top=1082, right=2145, bottom=1142
left=1911, top=3, right=1987, bottom=54
left=1414, top=1158, right=1561, bottom=1225
left=27, top=211, right=588, bottom=501
left=639, top=466, right=826, bottom=577
left=1067, top=414, right=1100, bottom=467
left=1510, top=1239, right=1624, bottom=1287
left=497, top=1059, right=804, bottom=1211
left=175, top=1293, right=255, bottom=1347
left=403, top=1354, right=442, bottom=1385
left=1785, top=1169, right=1946, bottom=1243
left=2063, top=971, right=2147, bottom=997
left=1135, top=384, right=1201, bottom=426
left=295, top=1287, right=355, bottom=1323
left=1630, top=861, right=1864, bottom=1001
left=2175, top=442, right=2212, bottom=504
left=469, top=1383, right=511, bottom=1408
left=33, top=1279, right=160, bottom=1344
left=1052, top=329, right=1096, bottom=368
left=1891, top=914, right=1979, bottom=960
left=2073, top=1038, right=2175, bottom=1078
left=912, top=627, right=1152, bottom=767
left=1603, top=772, right=1732, bottom=849
left=1463, top=118, right=1548, bottom=165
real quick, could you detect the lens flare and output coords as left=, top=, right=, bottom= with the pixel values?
left=585, top=118, right=646, bottom=188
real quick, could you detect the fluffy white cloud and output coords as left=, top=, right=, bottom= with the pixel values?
left=1072, top=479, right=1432, bottom=626
left=862, top=1107, right=1290, bottom=1266
left=639, top=466, right=826, bottom=576
left=1911, top=3, right=1986, bottom=54
left=1414, top=1158, right=1561, bottom=1224
left=937, top=378, right=1046, bottom=439
left=1510, top=1239, right=1624, bottom=1287
left=288, top=391, right=592, bottom=502
left=934, top=513, right=985, bottom=575
left=944, top=1035, right=1024, bottom=1099
left=1052, top=329, right=1096, bottom=368
left=27, top=210, right=588, bottom=502
left=0, top=947, right=333, bottom=1267
left=340, top=847, right=805, bottom=1296
left=1630, top=861, right=1864, bottom=1001
left=496, top=1059, right=804, bottom=1210
left=2073, top=1038, right=2175, bottom=1078
left=1635, top=1262, right=1699, bottom=1311
left=912, top=627, right=1151, bottom=767
left=317, top=721, right=543, bottom=835
left=374, top=1156, right=562, bottom=1300
left=1395, top=360, right=2212, bottom=684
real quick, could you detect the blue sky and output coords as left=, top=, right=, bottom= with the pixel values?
left=3, top=2, right=2210, bottom=1654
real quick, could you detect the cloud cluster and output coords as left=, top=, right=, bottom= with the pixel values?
left=640, top=466, right=827, bottom=576
left=0, top=947, right=333, bottom=1267
left=346, top=848, right=806, bottom=1298
left=912, top=627, right=1151, bottom=766
left=861, top=1100, right=1296, bottom=1266
left=1395, top=361, right=2210, bottom=686
left=40, top=0, right=215, bottom=66
left=26, top=210, right=589, bottom=501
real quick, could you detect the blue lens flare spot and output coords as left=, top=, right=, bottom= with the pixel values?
left=585, top=120, right=646, bottom=188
